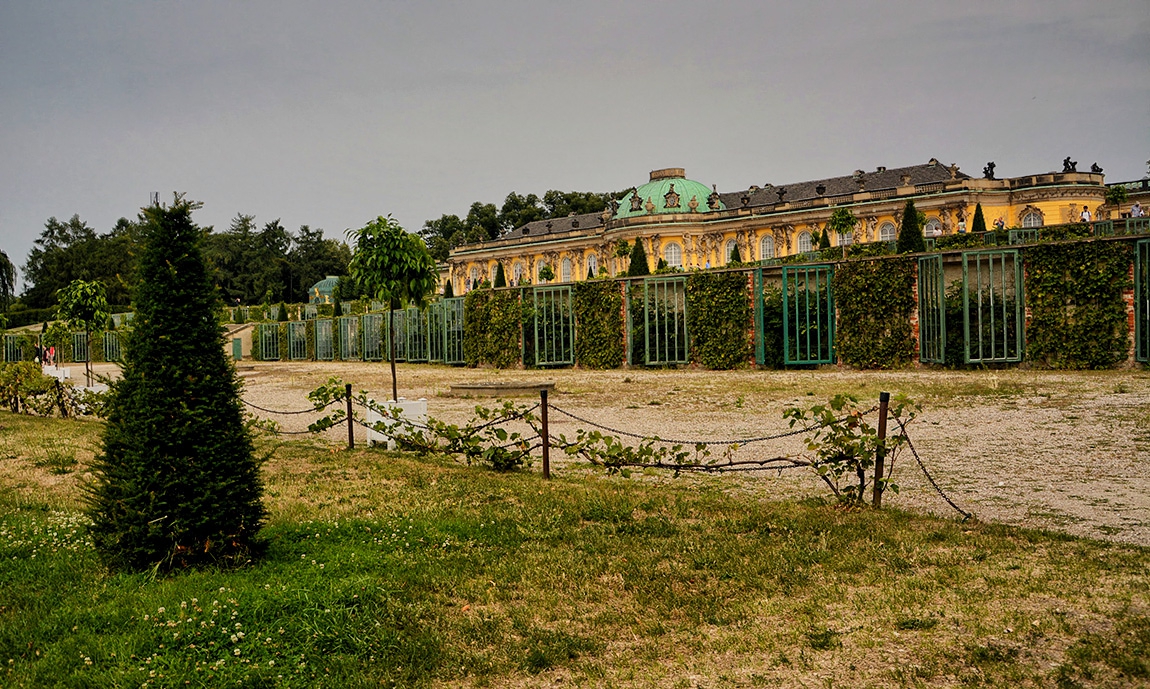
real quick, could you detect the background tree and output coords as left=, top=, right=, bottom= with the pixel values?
left=21, top=214, right=139, bottom=310
left=56, top=279, right=110, bottom=386
left=627, top=239, right=650, bottom=277
left=0, top=249, right=15, bottom=314
left=288, top=225, right=353, bottom=303
left=897, top=200, right=925, bottom=253
left=971, top=203, right=987, bottom=233
left=828, top=207, right=857, bottom=258
left=418, top=214, right=467, bottom=262
left=87, top=195, right=265, bottom=571
left=537, top=264, right=555, bottom=283
left=347, top=215, right=438, bottom=401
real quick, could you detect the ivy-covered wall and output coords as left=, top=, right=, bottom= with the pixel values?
left=686, top=272, right=750, bottom=369
left=1024, top=241, right=1131, bottom=369
left=463, top=289, right=522, bottom=368
left=833, top=256, right=916, bottom=369
left=573, top=281, right=624, bottom=369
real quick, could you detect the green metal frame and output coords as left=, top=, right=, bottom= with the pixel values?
left=338, top=316, right=360, bottom=360
left=391, top=309, right=408, bottom=362
left=962, top=249, right=1024, bottom=364
left=443, top=297, right=465, bottom=365
left=1137, top=240, right=1150, bottom=363
left=643, top=276, right=689, bottom=365
left=288, top=322, right=307, bottom=360
left=917, top=255, right=946, bottom=364
left=427, top=302, right=445, bottom=363
left=71, top=332, right=89, bottom=363
left=361, top=313, right=385, bottom=361
left=753, top=268, right=766, bottom=365
left=1129, top=218, right=1150, bottom=235
left=782, top=264, right=835, bottom=365
left=103, top=331, right=122, bottom=363
left=533, top=286, right=575, bottom=367
left=405, top=307, right=429, bottom=363
left=314, top=319, right=334, bottom=361
left=257, top=323, right=279, bottom=361
left=303, top=304, right=318, bottom=320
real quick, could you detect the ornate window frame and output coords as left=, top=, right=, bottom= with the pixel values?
left=760, top=235, right=775, bottom=259
left=797, top=231, right=813, bottom=253
left=879, top=222, right=896, bottom=242
left=664, top=242, right=683, bottom=268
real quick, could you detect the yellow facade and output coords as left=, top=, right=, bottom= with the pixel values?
left=446, top=161, right=1109, bottom=293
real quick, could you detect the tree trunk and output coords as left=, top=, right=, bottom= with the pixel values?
left=388, top=307, right=398, bottom=402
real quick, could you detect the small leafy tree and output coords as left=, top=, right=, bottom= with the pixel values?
left=627, top=239, right=650, bottom=277
left=538, top=264, right=555, bottom=283
left=896, top=200, right=925, bottom=253
left=57, top=279, right=109, bottom=386
left=1105, top=185, right=1127, bottom=207
left=971, top=203, right=987, bottom=234
left=87, top=195, right=265, bottom=571
left=347, top=215, right=438, bottom=402
left=828, top=207, right=856, bottom=257
left=494, top=262, right=507, bottom=288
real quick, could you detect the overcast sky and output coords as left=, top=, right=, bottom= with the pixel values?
left=2, top=1, right=1148, bottom=290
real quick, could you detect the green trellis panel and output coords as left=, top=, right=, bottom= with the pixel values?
left=443, top=298, right=465, bottom=365
left=1136, top=240, right=1150, bottom=363
left=918, top=255, right=946, bottom=364
left=338, top=316, right=360, bottom=360
left=782, top=265, right=835, bottom=365
left=534, top=285, right=575, bottom=366
left=753, top=268, right=765, bottom=365
left=289, top=322, right=307, bottom=360
left=258, top=323, right=280, bottom=360
left=304, top=304, right=318, bottom=320
left=391, top=309, right=408, bottom=362
left=962, top=249, right=1024, bottom=364
left=427, top=302, right=445, bottom=363
left=103, top=331, right=122, bottom=362
left=4, top=334, right=28, bottom=362
left=362, top=313, right=385, bottom=361
left=314, top=319, right=334, bottom=360
left=406, top=307, right=429, bottom=363
left=644, top=276, right=689, bottom=365
left=72, top=332, right=89, bottom=363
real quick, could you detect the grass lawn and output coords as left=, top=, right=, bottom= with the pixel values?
left=0, top=410, right=1147, bottom=688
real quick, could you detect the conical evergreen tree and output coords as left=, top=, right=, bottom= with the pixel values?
left=494, top=262, right=507, bottom=288
left=444, top=280, right=454, bottom=298
left=971, top=203, right=987, bottom=234
left=277, top=301, right=288, bottom=322
left=729, top=243, right=743, bottom=263
left=896, top=200, right=925, bottom=253
left=87, top=196, right=265, bottom=571
left=627, top=239, right=650, bottom=277
left=818, top=229, right=830, bottom=250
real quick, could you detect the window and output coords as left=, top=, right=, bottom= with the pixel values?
left=489, top=263, right=498, bottom=283
left=838, top=231, right=853, bottom=246
left=469, top=266, right=479, bottom=287
left=760, top=235, right=775, bottom=259
left=725, top=239, right=739, bottom=264
left=879, top=222, right=896, bottom=242
left=561, top=258, right=572, bottom=282
left=797, top=231, right=813, bottom=253
left=924, top=218, right=942, bottom=237
left=513, top=262, right=524, bottom=284
left=664, top=242, right=682, bottom=268
left=1021, top=211, right=1043, bottom=228
left=586, top=253, right=598, bottom=277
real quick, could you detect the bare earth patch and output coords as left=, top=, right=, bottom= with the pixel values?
left=232, top=362, right=1150, bottom=547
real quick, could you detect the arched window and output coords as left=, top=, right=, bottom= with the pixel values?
left=664, top=242, right=682, bottom=268
left=879, top=222, right=896, bottom=242
left=513, top=261, right=525, bottom=284
left=536, top=262, right=546, bottom=281
left=489, top=263, right=498, bottom=283
left=586, top=253, right=598, bottom=277
left=760, top=235, right=775, bottom=260
left=561, top=258, right=572, bottom=282
left=838, top=231, right=853, bottom=246
left=725, top=239, right=739, bottom=264
left=924, top=218, right=942, bottom=237
left=469, top=266, right=480, bottom=288
left=1021, top=211, right=1043, bottom=228
left=797, top=232, right=813, bottom=253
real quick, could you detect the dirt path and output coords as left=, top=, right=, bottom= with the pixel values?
left=232, top=361, right=1150, bottom=546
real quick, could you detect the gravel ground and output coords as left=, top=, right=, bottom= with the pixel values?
left=223, top=361, right=1150, bottom=547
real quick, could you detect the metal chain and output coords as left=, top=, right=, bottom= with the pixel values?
left=895, top=417, right=972, bottom=520
left=547, top=404, right=875, bottom=446
left=242, top=398, right=336, bottom=415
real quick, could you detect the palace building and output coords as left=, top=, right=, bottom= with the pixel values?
left=445, top=158, right=1119, bottom=292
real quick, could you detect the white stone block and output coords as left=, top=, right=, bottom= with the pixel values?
left=365, top=397, right=428, bottom=450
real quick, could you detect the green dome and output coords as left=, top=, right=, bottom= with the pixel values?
left=614, top=168, right=723, bottom=219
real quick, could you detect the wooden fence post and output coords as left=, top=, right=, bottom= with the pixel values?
left=346, top=383, right=354, bottom=450
left=541, top=389, right=550, bottom=480
left=873, top=391, right=890, bottom=508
